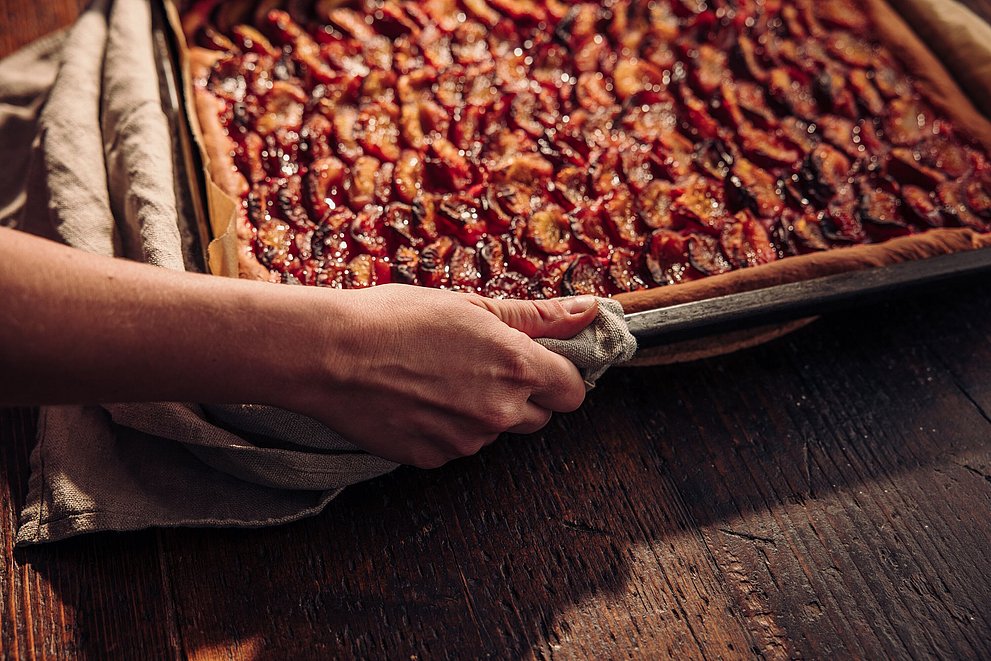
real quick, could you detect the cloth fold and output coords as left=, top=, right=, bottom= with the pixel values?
left=1, top=0, right=637, bottom=545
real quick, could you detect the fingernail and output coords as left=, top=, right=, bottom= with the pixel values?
left=562, top=295, right=597, bottom=314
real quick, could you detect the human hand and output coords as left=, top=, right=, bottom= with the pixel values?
left=294, top=284, right=598, bottom=468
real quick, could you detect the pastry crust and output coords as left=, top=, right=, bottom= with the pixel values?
left=177, top=0, right=991, bottom=360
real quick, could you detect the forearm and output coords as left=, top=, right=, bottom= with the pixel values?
left=0, top=227, right=336, bottom=407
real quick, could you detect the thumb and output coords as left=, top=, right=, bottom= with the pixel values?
left=469, top=295, right=599, bottom=339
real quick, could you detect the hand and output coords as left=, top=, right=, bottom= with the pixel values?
left=295, top=284, right=598, bottom=469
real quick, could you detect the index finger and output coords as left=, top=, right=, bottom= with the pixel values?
left=524, top=340, right=587, bottom=413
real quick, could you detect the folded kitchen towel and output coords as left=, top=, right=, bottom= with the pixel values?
left=0, top=0, right=637, bottom=545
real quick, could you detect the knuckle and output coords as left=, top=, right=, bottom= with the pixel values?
left=534, top=299, right=568, bottom=323
left=503, top=336, right=534, bottom=382
left=488, top=401, right=520, bottom=431
left=560, top=379, right=587, bottom=412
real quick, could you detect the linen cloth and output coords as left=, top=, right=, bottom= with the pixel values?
left=1, top=0, right=637, bottom=545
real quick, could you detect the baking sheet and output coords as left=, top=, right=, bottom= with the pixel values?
left=154, top=0, right=991, bottom=351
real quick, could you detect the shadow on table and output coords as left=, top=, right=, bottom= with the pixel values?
left=20, top=281, right=991, bottom=659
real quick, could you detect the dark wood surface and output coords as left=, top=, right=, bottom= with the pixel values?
left=4, top=2, right=991, bottom=659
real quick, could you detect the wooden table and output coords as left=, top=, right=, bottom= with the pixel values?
left=3, top=3, right=991, bottom=658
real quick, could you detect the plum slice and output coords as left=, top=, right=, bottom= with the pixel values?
left=938, top=180, right=989, bottom=230
left=721, top=211, right=777, bottom=267
left=858, top=180, right=905, bottom=227
left=964, top=174, right=991, bottom=219
left=483, top=271, right=536, bottom=299
left=687, top=233, right=733, bottom=275
left=728, top=157, right=784, bottom=219
left=886, top=148, right=946, bottom=189
left=569, top=203, right=612, bottom=256
left=350, top=207, right=388, bottom=256
left=671, top=175, right=728, bottom=234
left=304, top=156, right=346, bottom=222
left=450, top=245, right=482, bottom=292
left=885, top=98, right=929, bottom=146
left=392, top=245, right=420, bottom=284
left=901, top=185, right=943, bottom=228
left=437, top=194, right=487, bottom=244
left=609, top=249, right=647, bottom=293
left=419, top=236, right=456, bottom=288
left=646, top=229, right=691, bottom=285
left=526, top=206, right=571, bottom=255
left=638, top=180, right=677, bottom=230
left=478, top=235, right=507, bottom=281
left=562, top=255, right=610, bottom=297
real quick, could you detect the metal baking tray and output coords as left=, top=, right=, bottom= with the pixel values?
left=151, top=2, right=991, bottom=350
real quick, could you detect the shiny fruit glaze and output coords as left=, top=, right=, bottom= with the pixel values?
left=187, top=0, right=991, bottom=297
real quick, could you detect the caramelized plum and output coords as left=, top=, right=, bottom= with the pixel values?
left=609, top=249, right=646, bottom=293
left=901, top=185, right=942, bottom=228
left=569, top=204, right=611, bottom=256
left=392, top=245, right=420, bottom=284
left=358, top=101, right=401, bottom=162
left=345, top=155, right=380, bottom=210
left=256, top=81, right=306, bottom=136
left=427, top=139, right=473, bottom=190
left=728, top=157, right=784, bottom=218
left=602, top=185, right=642, bottom=247
left=450, top=246, right=483, bottom=292
left=886, top=148, right=946, bottom=189
left=437, top=195, right=486, bottom=244
left=304, top=156, right=346, bottom=221
left=848, top=69, right=885, bottom=117
left=411, top=194, right=440, bottom=241
left=483, top=271, right=536, bottom=299
left=671, top=176, right=727, bottom=234
left=526, top=206, right=571, bottom=255
left=638, top=180, right=677, bottom=230
left=688, top=233, right=732, bottom=275
left=350, top=207, right=388, bottom=256
left=563, top=255, right=610, bottom=296
left=938, top=180, right=989, bottom=230
left=344, top=254, right=377, bottom=288
left=859, top=181, right=904, bottom=227
left=885, top=98, right=929, bottom=146
left=917, top=136, right=971, bottom=179
left=793, top=144, right=852, bottom=206
left=646, top=229, right=691, bottom=285
left=383, top=202, right=417, bottom=245
left=824, top=196, right=866, bottom=242
left=394, top=149, right=424, bottom=203
left=721, top=212, right=776, bottom=267
left=419, top=236, right=455, bottom=287
left=478, top=234, right=507, bottom=280
left=964, top=175, right=991, bottom=219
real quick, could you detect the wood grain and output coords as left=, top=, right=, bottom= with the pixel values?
left=2, top=1, right=991, bottom=659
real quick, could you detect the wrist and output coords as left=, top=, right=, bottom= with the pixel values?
left=243, top=283, right=361, bottom=414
